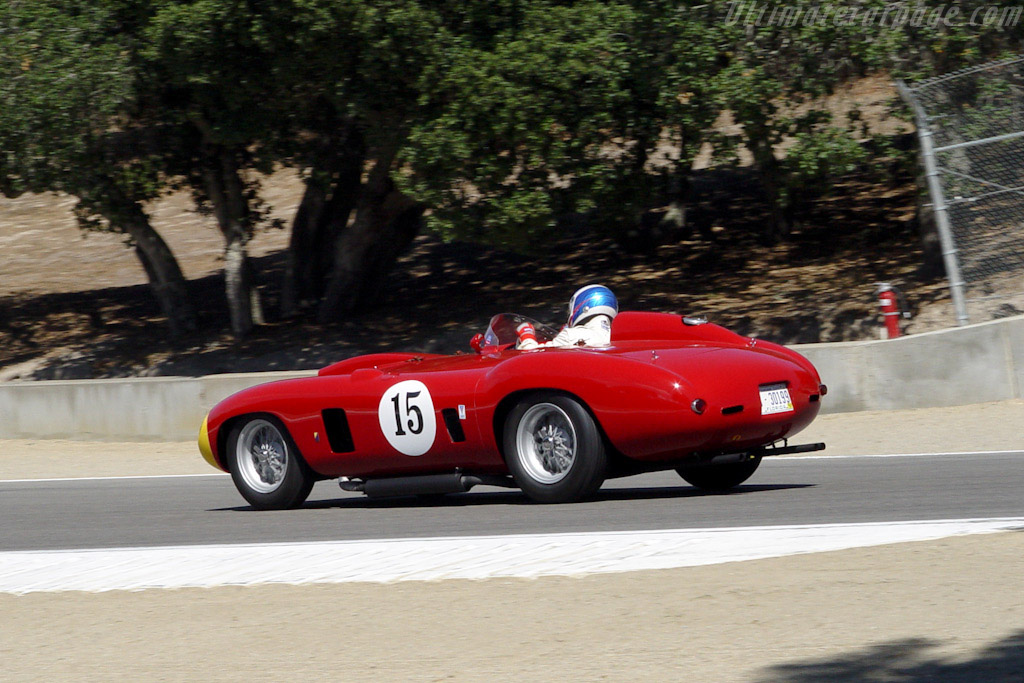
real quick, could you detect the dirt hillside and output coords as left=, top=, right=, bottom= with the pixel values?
left=0, top=162, right=959, bottom=381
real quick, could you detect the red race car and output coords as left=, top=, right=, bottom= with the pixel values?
left=198, top=312, right=826, bottom=509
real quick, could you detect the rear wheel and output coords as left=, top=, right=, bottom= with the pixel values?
left=503, top=394, right=607, bottom=503
left=676, top=456, right=762, bottom=492
left=227, top=415, right=314, bottom=510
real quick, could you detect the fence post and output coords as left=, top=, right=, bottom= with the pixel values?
left=896, top=80, right=971, bottom=327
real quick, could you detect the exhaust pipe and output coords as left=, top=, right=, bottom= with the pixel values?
left=340, top=472, right=518, bottom=498
left=364, top=472, right=471, bottom=498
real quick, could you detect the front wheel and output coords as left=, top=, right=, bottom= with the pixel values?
left=676, top=456, right=762, bottom=492
left=227, top=415, right=314, bottom=510
left=503, top=394, right=607, bottom=503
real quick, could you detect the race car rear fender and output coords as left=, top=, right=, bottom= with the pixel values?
left=490, top=388, right=615, bottom=464
left=478, top=351, right=698, bottom=461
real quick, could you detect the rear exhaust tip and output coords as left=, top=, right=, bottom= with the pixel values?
left=338, top=477, right=365, bottom=492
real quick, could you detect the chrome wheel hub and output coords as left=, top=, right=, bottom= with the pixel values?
left=236, top=419, right=288, bottom=494
left=516, top=403, right=578, bottom=484
left=536, top=424, right=572, bottom=475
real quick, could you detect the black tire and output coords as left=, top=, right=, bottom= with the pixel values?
left=676, top=456, right=762, bottom=492
left=503, top=393, right=607, bottom=503
left=226, top=414, right=314, bottom=510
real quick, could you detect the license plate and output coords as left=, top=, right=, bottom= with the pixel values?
left=760, top=384, right=794, bottom=415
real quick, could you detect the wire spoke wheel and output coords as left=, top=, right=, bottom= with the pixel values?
left=516, top=403, right=578, bottom=484
left=236, top=419, right=289, bottom=493
left=504, top=393, right=607, bottom=503
left=227, top=415, right=314, bottom=510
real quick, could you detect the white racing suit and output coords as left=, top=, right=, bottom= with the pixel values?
left=517, top=315, right=612, bottom=350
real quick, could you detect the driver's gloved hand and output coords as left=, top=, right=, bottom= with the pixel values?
left=516, top=322, right=540, bottom=350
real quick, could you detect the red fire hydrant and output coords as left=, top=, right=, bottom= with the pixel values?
left=875, top=282, right=910, bottom=339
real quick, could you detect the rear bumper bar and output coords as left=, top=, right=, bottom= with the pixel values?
left=699, top=442, right=826, bottom=467
left=756, top=441, right=826, bottom=457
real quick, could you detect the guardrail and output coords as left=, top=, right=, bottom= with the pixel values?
left=1, top=314, right=1022, bottom=441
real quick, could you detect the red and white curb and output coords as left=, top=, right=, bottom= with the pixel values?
left=1, top=517, right=1021, bottom=594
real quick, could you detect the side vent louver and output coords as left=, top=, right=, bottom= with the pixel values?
left=441, top=408, right=466, bottom=443
left=321, top=409, right=355, bottom=453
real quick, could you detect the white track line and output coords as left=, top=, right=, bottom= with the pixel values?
left=787, top=450, right=1024, bottom=460
left=0, top=473, right=228, bottom=484
left=1, top=517, right=1021, bottom=594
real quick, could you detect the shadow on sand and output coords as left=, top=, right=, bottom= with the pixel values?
left=755, top=632, right=1024, bottom=683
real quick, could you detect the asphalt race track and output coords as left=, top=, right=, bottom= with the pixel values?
left=2, top=452, right=1023, bottom=553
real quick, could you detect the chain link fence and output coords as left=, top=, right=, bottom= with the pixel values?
left=898, top=56, right=1024, bottom=325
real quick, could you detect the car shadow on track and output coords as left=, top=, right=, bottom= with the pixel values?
left=214, top=483, right=814, bottom=512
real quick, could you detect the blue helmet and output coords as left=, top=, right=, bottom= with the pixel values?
left=567, top=284, right=618, bottom=326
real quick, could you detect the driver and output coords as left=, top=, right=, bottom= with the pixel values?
left=517, top=284, right=618, bottom=349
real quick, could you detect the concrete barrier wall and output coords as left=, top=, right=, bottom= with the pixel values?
left=1, top=314, right=1022, bottom=440
left=0, top=371, right=313, bottom=441
left=798, top=314, right=1023, bottom=413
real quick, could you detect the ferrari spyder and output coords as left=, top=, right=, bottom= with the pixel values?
left=198, top=311, right=826, bottom=509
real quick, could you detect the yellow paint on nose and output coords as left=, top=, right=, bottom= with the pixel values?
left=198, top=415, right=221, bottom=471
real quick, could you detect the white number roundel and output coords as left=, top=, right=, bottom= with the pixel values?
left=378, top=380, right=436, bottom=456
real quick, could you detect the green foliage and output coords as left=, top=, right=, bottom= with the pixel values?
left=399, top=1, right=724, bottom=246
left=788, top=128, right=869, bottom=180
left=701, top=0, right=1023, bottom=227
left=0, top=1, right=182, bottom=239
left=2, top=0, right=1021, bottom=251
left=0, top=2, right=136, bottom=200
left=780, top=126, right=870, bottom=203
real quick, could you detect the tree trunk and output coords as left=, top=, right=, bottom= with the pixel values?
left=317, top=135, right=406, bottom=324
left=281, top=127, right=366, bottom=317
left=317, top=174, right=386, bottom=323
left=281, top=176, right=328, bottom=318
left=317, top=147, right=366, bottom=296
left=202, top=148, right=261, bottom=338
left=222, top=236, right=254, bottom=336
left=101, top=185, right=196, bottom=338
left=750, top=134, right=789, bottom=243
left=317, top=181, right=423, bottom=321
left=351, top=195, right=425, bottom=312
left=124, top=211, right=197, bottom=338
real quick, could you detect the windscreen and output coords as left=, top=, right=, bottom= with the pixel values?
left=483, top=313, right=559, bottom=347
